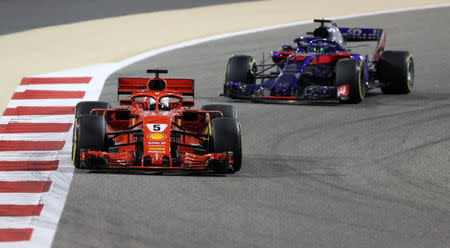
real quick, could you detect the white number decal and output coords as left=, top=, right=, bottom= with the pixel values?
left=146, top=124, right=168, bottom=132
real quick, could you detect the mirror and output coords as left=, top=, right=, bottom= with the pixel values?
left=182, top=100, right=194, bottom=107
left=119, top=99, right=133, bottom=106
left=282, top=45, right=293, bottom=51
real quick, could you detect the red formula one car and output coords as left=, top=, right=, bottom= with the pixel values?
left=72, top=69, right=242, bottom=173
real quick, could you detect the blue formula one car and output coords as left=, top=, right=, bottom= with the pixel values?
left=223, top=19, right=414, bottom=103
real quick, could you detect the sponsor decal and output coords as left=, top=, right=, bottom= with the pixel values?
left=148, top=150, right=165, bottom=154
left=350, top=28, right=362, bottom=37
left=337, top=85, right=349, bottom=98
left=146, top=123, right=168, bottom=132
left=148, top=147, right=166, bottom=153
left=148, top=141, right=165, bottom=145
left=148, top=147, right=165, bottom=151
left=148, top=133, right=166, bottom=140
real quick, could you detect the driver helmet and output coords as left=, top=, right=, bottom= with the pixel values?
left=159, top=97, right=170, bottom=110
left=310, top=44, right=326, bottom=53
left=147, top=98, right=157, bottom=111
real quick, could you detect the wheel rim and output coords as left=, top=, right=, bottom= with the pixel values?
left=407, top=57, right=414, bottom=91
left=358, top=65, right=365, bottom=100
left=72, top=117, right=78, bottom=163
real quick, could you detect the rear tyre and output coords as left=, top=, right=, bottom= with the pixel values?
left=377, top=51, right=414, bottom=94
left=336, top=58, right=365, bottom=104
left=72, top=115, right=107, bottom=169
left=224, top=55, right=257, bottom=97
left=225, top=55, right=257, bottom=84
left=201, top=104, right=237, bottom=119
left=210, top=117, right=242, bottom=173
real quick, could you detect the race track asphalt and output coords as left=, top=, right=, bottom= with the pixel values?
left=52, top=7, right=450, bottom=248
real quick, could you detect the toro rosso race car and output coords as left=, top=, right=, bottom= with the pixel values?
left=72, top=69, right=242, bottom=173
left=223, top=19, right=414, bottom=103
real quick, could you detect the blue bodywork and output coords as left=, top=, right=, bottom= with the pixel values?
left=223, top=21, right=385, bottom=101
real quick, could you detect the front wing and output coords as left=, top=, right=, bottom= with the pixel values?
left=224, top=81, right=343, bottom=101
left=80, top=150, right=233, bottom=171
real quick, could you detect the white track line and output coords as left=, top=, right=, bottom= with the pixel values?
left=0, top=133, right=68, bottom=141
left=0, top=193, right=46, bottom=205
left=7, top=99, right=82, bottom=108
left=0, top=242, right=30, bottom=248
left=0, top=172, right=52, bottom=181
left=0, top=151, right=58, bottom=161
left=0, top=116, right=74, bottom=124
left=0, top=217, right=35, bottom=228
left=15, top=84, right=91, bottom=92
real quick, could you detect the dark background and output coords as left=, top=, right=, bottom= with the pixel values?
left=0, top=0, right=258, bottom=35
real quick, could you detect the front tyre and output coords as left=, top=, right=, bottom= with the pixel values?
left=377, top=51, right=414, bottom=94
left=72, top=101, right=110, bottom=168
left=336, top=58, right=365, bottom=104
left=210, top=117, right=242, bottom=173
left=72, top=115, right=107, bottom=169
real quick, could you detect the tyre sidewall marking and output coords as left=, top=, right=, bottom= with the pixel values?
left=358, top=63, right=364, bottom=100
left=406, top=55, right=413, bottom=92
left=72, top=117, right=78, bottom=162
left=250, top=60, right=256, bottom=71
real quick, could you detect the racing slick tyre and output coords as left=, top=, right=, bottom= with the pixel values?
left=72, top=115, right=107, bottom=169
left=377, top=51, right=414, bottom=94
left=336, top=58, right=366, bottom=104
left=74, top=101, right=110, bottom=118
left=72, top=101, right=110, bottom=168
left=225, top=55, right=257, bottom=84
left=201, top=104, right=237, bottom=119
left=224, top=55, right=257, bottom=97
left=210, top=117, right=242, bottom=173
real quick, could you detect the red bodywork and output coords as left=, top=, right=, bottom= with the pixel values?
left=80, top=76, right=233, bottom=171
left=273, top=50, right=295, bottom=60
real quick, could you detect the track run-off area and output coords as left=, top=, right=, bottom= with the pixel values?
left=0, top=2, right=449, bottom=248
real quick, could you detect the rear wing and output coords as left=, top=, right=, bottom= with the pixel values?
left=339, top=28, right=384, bottom=42
left=339, top=28, right=386, bottom=61
left=118, top=78, right=195, bottom=96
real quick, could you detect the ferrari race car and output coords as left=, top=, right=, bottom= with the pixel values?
left=72, top=69, right=242, bottom=173
left=223, top=19, right=414, bottom=103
